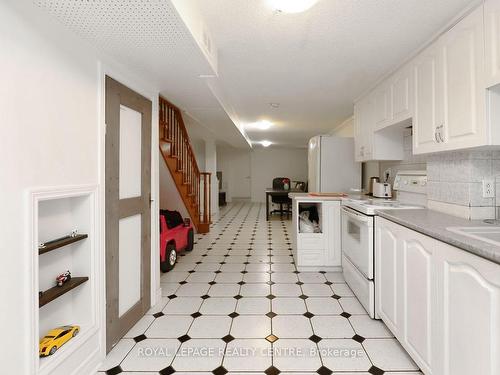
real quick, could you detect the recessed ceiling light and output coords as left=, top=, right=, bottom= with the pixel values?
left=261, top=140, right=272, bottom=147
left=269, top=103, right=280, bottom=108
left=256, top=120, right=272, bottom=130
left=267, top=0, right=319, bottom=13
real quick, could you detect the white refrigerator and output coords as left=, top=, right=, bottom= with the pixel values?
left=308, top=135, right=361, bottom=193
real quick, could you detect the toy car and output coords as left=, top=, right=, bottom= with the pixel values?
left=39, top=325, right=80, bottom=357
left=56, top=270, right=71, bottom=287
left=160, top=209, right=194, bottom=272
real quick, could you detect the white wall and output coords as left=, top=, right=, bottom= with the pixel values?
left=217, top=147, right=308, bottom=203
left=330, top=116, right=354, bottom=137
left=0, top=2, right=160, bottom=374
left=250, top=148, right=308, bottom=202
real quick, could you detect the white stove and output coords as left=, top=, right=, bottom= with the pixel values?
left=342, top=197, right=424, bottom=215
left=340, top=171, right=427, bottom=318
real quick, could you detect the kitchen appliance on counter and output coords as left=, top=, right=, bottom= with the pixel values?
left=367, top=177, right=380, bottom=196
left=341, top=170, right=427, bottom=318
left=308, top=135, right=361, bottom=193
left=372, top=181, right=392, bottom=198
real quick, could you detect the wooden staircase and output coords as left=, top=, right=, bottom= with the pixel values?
left=159, top=97, right=211, bottom=234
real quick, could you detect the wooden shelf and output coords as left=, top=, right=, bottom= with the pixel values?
left=39, top=277, right=89, bottom=308
left=39, top=234, right=88, bottom=255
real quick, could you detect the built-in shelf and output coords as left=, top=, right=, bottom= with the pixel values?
left=39, top=277, right=89, bottom=308
left=38, top=234, right=88, bottom=255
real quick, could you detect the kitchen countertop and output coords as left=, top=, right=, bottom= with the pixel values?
left=288, top=192, right=345, bottom=201
left=376, top=209, right=500, bottom=265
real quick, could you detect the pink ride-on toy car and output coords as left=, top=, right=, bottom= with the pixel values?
left=160, top=209, right=194, bottom=272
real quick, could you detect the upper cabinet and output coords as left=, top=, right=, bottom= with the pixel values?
left=485, top=0, right=500, bottom=87
left=414, top=7, right=486, bottom=154
left=355, top=3, right=500, bottom=160
left=354, top=92, right=404, bottom=162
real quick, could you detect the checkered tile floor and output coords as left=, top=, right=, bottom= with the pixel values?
left=99, top=202, right=422, bottom=375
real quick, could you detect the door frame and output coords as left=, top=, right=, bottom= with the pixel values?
left=97, top=63, right=160, bottom=355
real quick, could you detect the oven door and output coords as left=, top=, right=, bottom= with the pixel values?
left=341, top=206, right=374, bottom=279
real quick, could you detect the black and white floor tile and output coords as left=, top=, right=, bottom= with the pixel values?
left=99, top=202, right=422, bottom=375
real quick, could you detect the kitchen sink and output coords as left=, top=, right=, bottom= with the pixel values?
left=447, top=226, right=500, bottom=246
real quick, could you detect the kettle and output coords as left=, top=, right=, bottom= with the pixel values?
left=373, top=182, right=392, bottom=198
left=368, top=177, right=380, bottom=196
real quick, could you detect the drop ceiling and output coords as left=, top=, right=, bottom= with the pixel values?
left=27, top=0, right=477, bottom=148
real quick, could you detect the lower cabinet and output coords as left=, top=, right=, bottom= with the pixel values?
left=292, top=199, right=341, bottom=271
left=375, top=217, right=500, bottom=375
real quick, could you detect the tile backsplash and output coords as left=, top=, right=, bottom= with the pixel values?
left=426, top=150, right=500, bottom=215
left=376, top=127, right=500, bottom=219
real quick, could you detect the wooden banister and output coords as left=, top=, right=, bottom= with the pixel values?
left=159, top=96, right=211, bottom=233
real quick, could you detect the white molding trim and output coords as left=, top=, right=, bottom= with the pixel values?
left=28, top=184, right=100, bottom=375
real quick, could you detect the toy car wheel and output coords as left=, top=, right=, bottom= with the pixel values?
left=185, top=228, right=194, bottom=252
left=72, top=328, right=79, bottom=337
left=49, top=346, right=57, bottom=355
left=160, top=244, right=177, bottom=272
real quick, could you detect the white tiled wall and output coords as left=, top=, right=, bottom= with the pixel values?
left=426, top=151, right=500, bottom=209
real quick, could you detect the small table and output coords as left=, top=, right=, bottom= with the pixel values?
left=265, top=189, right=302, bottom=221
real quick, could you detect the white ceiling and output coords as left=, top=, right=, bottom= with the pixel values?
left=27, top=0, right=476, bottom=148
left=190, top=0, right=476, bottom=147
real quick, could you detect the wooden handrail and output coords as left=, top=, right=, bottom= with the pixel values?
left=159, top=96, right=211, bottom=232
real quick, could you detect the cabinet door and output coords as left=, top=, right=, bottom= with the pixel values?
left=374, top=84, right=392, bottom=130
left=485, top=0, right=500, bottom=87
left=413, top=42, right=443, bottom=154
left=435, top=245, right=500, bottom=375
left=354, top=97, right=373, bottom=161
left=402, top=238, right=433, bottom=374
left=324, top=202, right=341, bottom=267
left=353, top=102, right=365, bottom=162
left=375, top=220, right=400, bottom=333
left=441, top=7, right=486, bottom=150
left=391, top=66, right=413, bottom=123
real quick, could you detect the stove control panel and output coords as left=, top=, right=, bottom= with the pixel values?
left=393, top=171, right=427, bottom=193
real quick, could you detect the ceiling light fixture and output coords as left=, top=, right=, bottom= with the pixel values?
left=256, top=120, right=273, bottom=130
left=261, top=140, right=272, bottom=147
left=269, top=103, right=280, bottom=108
left=267, top=0, right=319, bottom=13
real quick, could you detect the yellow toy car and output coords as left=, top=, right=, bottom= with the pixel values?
left=39, top=325, right=80, bottom=357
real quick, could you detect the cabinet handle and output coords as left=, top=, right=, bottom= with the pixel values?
left=435, top=129, right=439, bottom=143
left=437, top=124, right=444, bottom=143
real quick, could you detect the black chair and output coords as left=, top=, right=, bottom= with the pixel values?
left=271, top=177, right=292, bottom=219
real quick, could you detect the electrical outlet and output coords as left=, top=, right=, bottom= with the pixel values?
left=482, top=179, right=495, bottom=198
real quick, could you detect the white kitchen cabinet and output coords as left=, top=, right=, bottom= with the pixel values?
left=354, top=92, right=404, bottom=162
left=354, top=96, right=373, bottom=162
left=441, top=6, right=486, bottom=150
left=373, top=65, right=414, bottom=132
left=485, top=0, right=500, bottom=87
left=413, top=6, right=487, bottom=154
left=375, top=218, right=434, bottom=375
left=374, top=83, right=392, bottom=130
left=291, top=198, right=341, bottom=271
left=413, top=42, right=444, bottom=154
left=433, top=243, right=500, bottom=375
left=375, top=216, right=500, bottom=375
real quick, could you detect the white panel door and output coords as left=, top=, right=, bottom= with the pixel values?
left=403, top=239, right=433, bottom=374
left=413, top=42, right=442, bottom=154
left=485, top=0, right=500, bottom=87
left=391, top=66, right=413, bottom=123
left=436, top=247, right=500, bottom=375
left=375, top=220, right=399, bottom=332
left=374, top=83, right=392, bottom=130
left=441, top=7, right=486, bottom=150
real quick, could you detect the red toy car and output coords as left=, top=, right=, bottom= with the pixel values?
left=160, top=210, right=194, bottom=272
left=56, top=270, right=71, bottom=287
